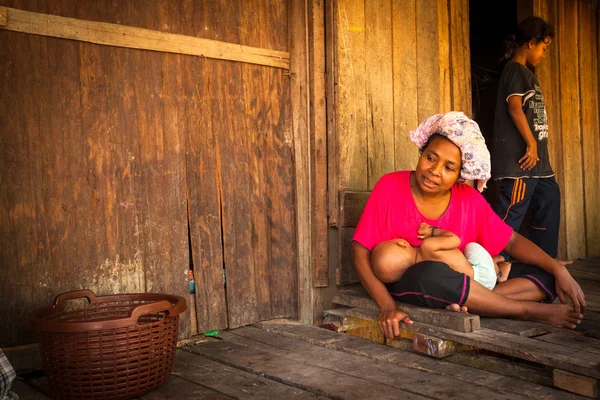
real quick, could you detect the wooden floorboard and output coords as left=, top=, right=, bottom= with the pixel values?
left=172, top=349, right=327, bottom=399
left=184, top=337, right=431, bottom=400
left=256, top=320, right=583, bottom=399
left=223, top=327, right=523, bottom=399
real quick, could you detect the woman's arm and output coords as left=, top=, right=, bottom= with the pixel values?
left=417, top=223, right=461, bottom=251
left=507, top=95, right=538, bottom=170
left=504, top=231, right=586, bottom=314
left=351, top=241, right=413, bottom=338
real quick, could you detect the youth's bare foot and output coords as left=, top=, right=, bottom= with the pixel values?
left=446, top=303, right=468, bottom=313
left=524, top=302, right=583, bottom=329
left=496, top=262, right=511, bottom=283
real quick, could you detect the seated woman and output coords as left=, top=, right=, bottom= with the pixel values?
left=352, top=111, right=586, bottom=339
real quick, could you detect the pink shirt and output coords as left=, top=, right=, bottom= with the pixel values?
left=353, top=171, right=513, bottom=256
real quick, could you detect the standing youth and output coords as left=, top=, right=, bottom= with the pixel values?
left=492, top=17, right=560, bottom=258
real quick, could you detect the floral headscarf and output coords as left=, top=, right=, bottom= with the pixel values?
left=409, top=111, right=491, bottom=192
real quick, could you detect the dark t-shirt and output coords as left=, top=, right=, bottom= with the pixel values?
left=492, top=61, right=554, bottom=179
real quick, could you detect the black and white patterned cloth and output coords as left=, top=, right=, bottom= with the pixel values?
left=0, top=349, right=18, bottom=400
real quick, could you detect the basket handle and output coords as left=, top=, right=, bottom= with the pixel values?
left=53, top=290, right=98, bottom=307
left=129, top=300, right=172, bottom=324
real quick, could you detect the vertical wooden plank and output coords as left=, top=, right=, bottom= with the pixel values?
left=156, top=1, right=191, bottom=337
left=579, top=0, right=600, bottom=257
left=416, top=0, right=441, bottom=121
left=182, top=0, right=228, bottom=334
left=364, top=0, right=394, bottom=189
left=256, top=0, right=298, bottom=320
left=534, top=0, right=567, bottom=259
left=326, top=0, right=339, bottom=226
left=310, top=0, right=329, bottom=288
left=0, top=0, right=50, bottom=346
left=128, top=1, right=190, bottom=328
left=392, top=0, right=419, bottom=171
left=449, top=0, right=472, bottom=116
left=437, top=0, right=452, bottom=113
left=559, top=1, right=586, bottom=259
left=77, top=2, right=116, bottom=295
left=238, top=4, right=272, bottom=322
left=335, top=0, right=368, bottom=190
left=290, top=0, right=312, bottom=323
left=210, top=0, right=259, bottom=328
left=265, top=66, right=298, bottom=318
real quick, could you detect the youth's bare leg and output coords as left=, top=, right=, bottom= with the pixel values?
left=493, top=278, right=547, bottom=301
left=465, top=280, right=582, bottom=329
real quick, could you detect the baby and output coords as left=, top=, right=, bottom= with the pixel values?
left=372, top=223, right=512, bottom=290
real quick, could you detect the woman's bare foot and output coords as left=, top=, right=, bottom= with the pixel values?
left=446, top=304, right=468, bottom=313
left=524, top=302, right=583, bottom=329
left=496, top=262, right=511, bottom=283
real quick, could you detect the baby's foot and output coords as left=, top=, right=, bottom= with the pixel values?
left=496, top=262, right=511, bottom=283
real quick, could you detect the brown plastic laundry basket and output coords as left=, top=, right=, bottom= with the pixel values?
left=29, top=290, right=187, bottom=400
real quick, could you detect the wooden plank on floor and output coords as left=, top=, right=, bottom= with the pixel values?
left=256, top=321, right=581, bottom=399
left=173, top=349, right=326, bottom=399
left=567, top=266, right=600, bottom=282
left=409, top=321, right=600, bottom=379
left=479, top=318, right=555, bottom=337
left=336, top=307, right=600, bottom=379
left=534, top=331, right=600, bottom=354
left=553, top=369, right=599, bottom=399
left=139, top=375, right=235, bottom=400
left=223, top=328, right=524, bottom=400
left=333, top=287, right=480, bottom=332
left=184, top=338, right=430, bottom=399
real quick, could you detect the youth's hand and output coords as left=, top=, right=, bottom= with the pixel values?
left=378, top=307, right=413, bottom=339
left=417, top=222, right=432, bottom=239
left=555, top=267, right=586, bottom=315
left=519, top=143, right=539, bottom=170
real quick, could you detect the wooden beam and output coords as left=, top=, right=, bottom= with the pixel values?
left=1, top=7, right=289, bottom=69
left=553, top=369, right=599, bottom=398
left=309, top=0, right=329, bottom=288
left=289, top=0, right=313, bottom=325
left=334, top=288, right=481, bottom=332
left=0, top=6, right=7, bottom=28
left=412, top=332, right=473, bottom=358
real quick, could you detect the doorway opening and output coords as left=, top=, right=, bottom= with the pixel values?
left=470, top=1, right=518, bottom=208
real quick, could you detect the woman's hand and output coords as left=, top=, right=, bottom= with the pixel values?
left=519, top=143, right=539, bottom=170
left=554, top=266, right=586, bottom=315
left=378, top=307, right=413, bottom=339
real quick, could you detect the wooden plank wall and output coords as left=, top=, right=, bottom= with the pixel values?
left=0, top=0, right=298, bottom=346
left=330, top=0, right=471, bottom=284
left=332, top=0, right=470, bottom=198
left=534, top=0, right=600, bottom=259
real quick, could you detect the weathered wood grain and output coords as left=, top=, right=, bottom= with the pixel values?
left=182, top=0, right=228, bottom=334
left=559, top=1, right=586, bottom=259
left=365, top=0, right=394, bottom=189
left=187, top=338, right=431, bottom=400
left=333, top=287, right=480, bottom=332
left=578, top=0, right=600, bottom=257
left=449, top=0, right=472, bottom=115
left=2, top=6, right=290, bottom=69
left=256, top=321, right=579, bottom=399
left=534, top=0, right=568, bottom=259
left=391, top=0, right=420, bottom=172
left=174, top=349, right=326, bottom=399
left=218, top=328, right=526, bottom=400
left=335, top=0, right=368, bottom=190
